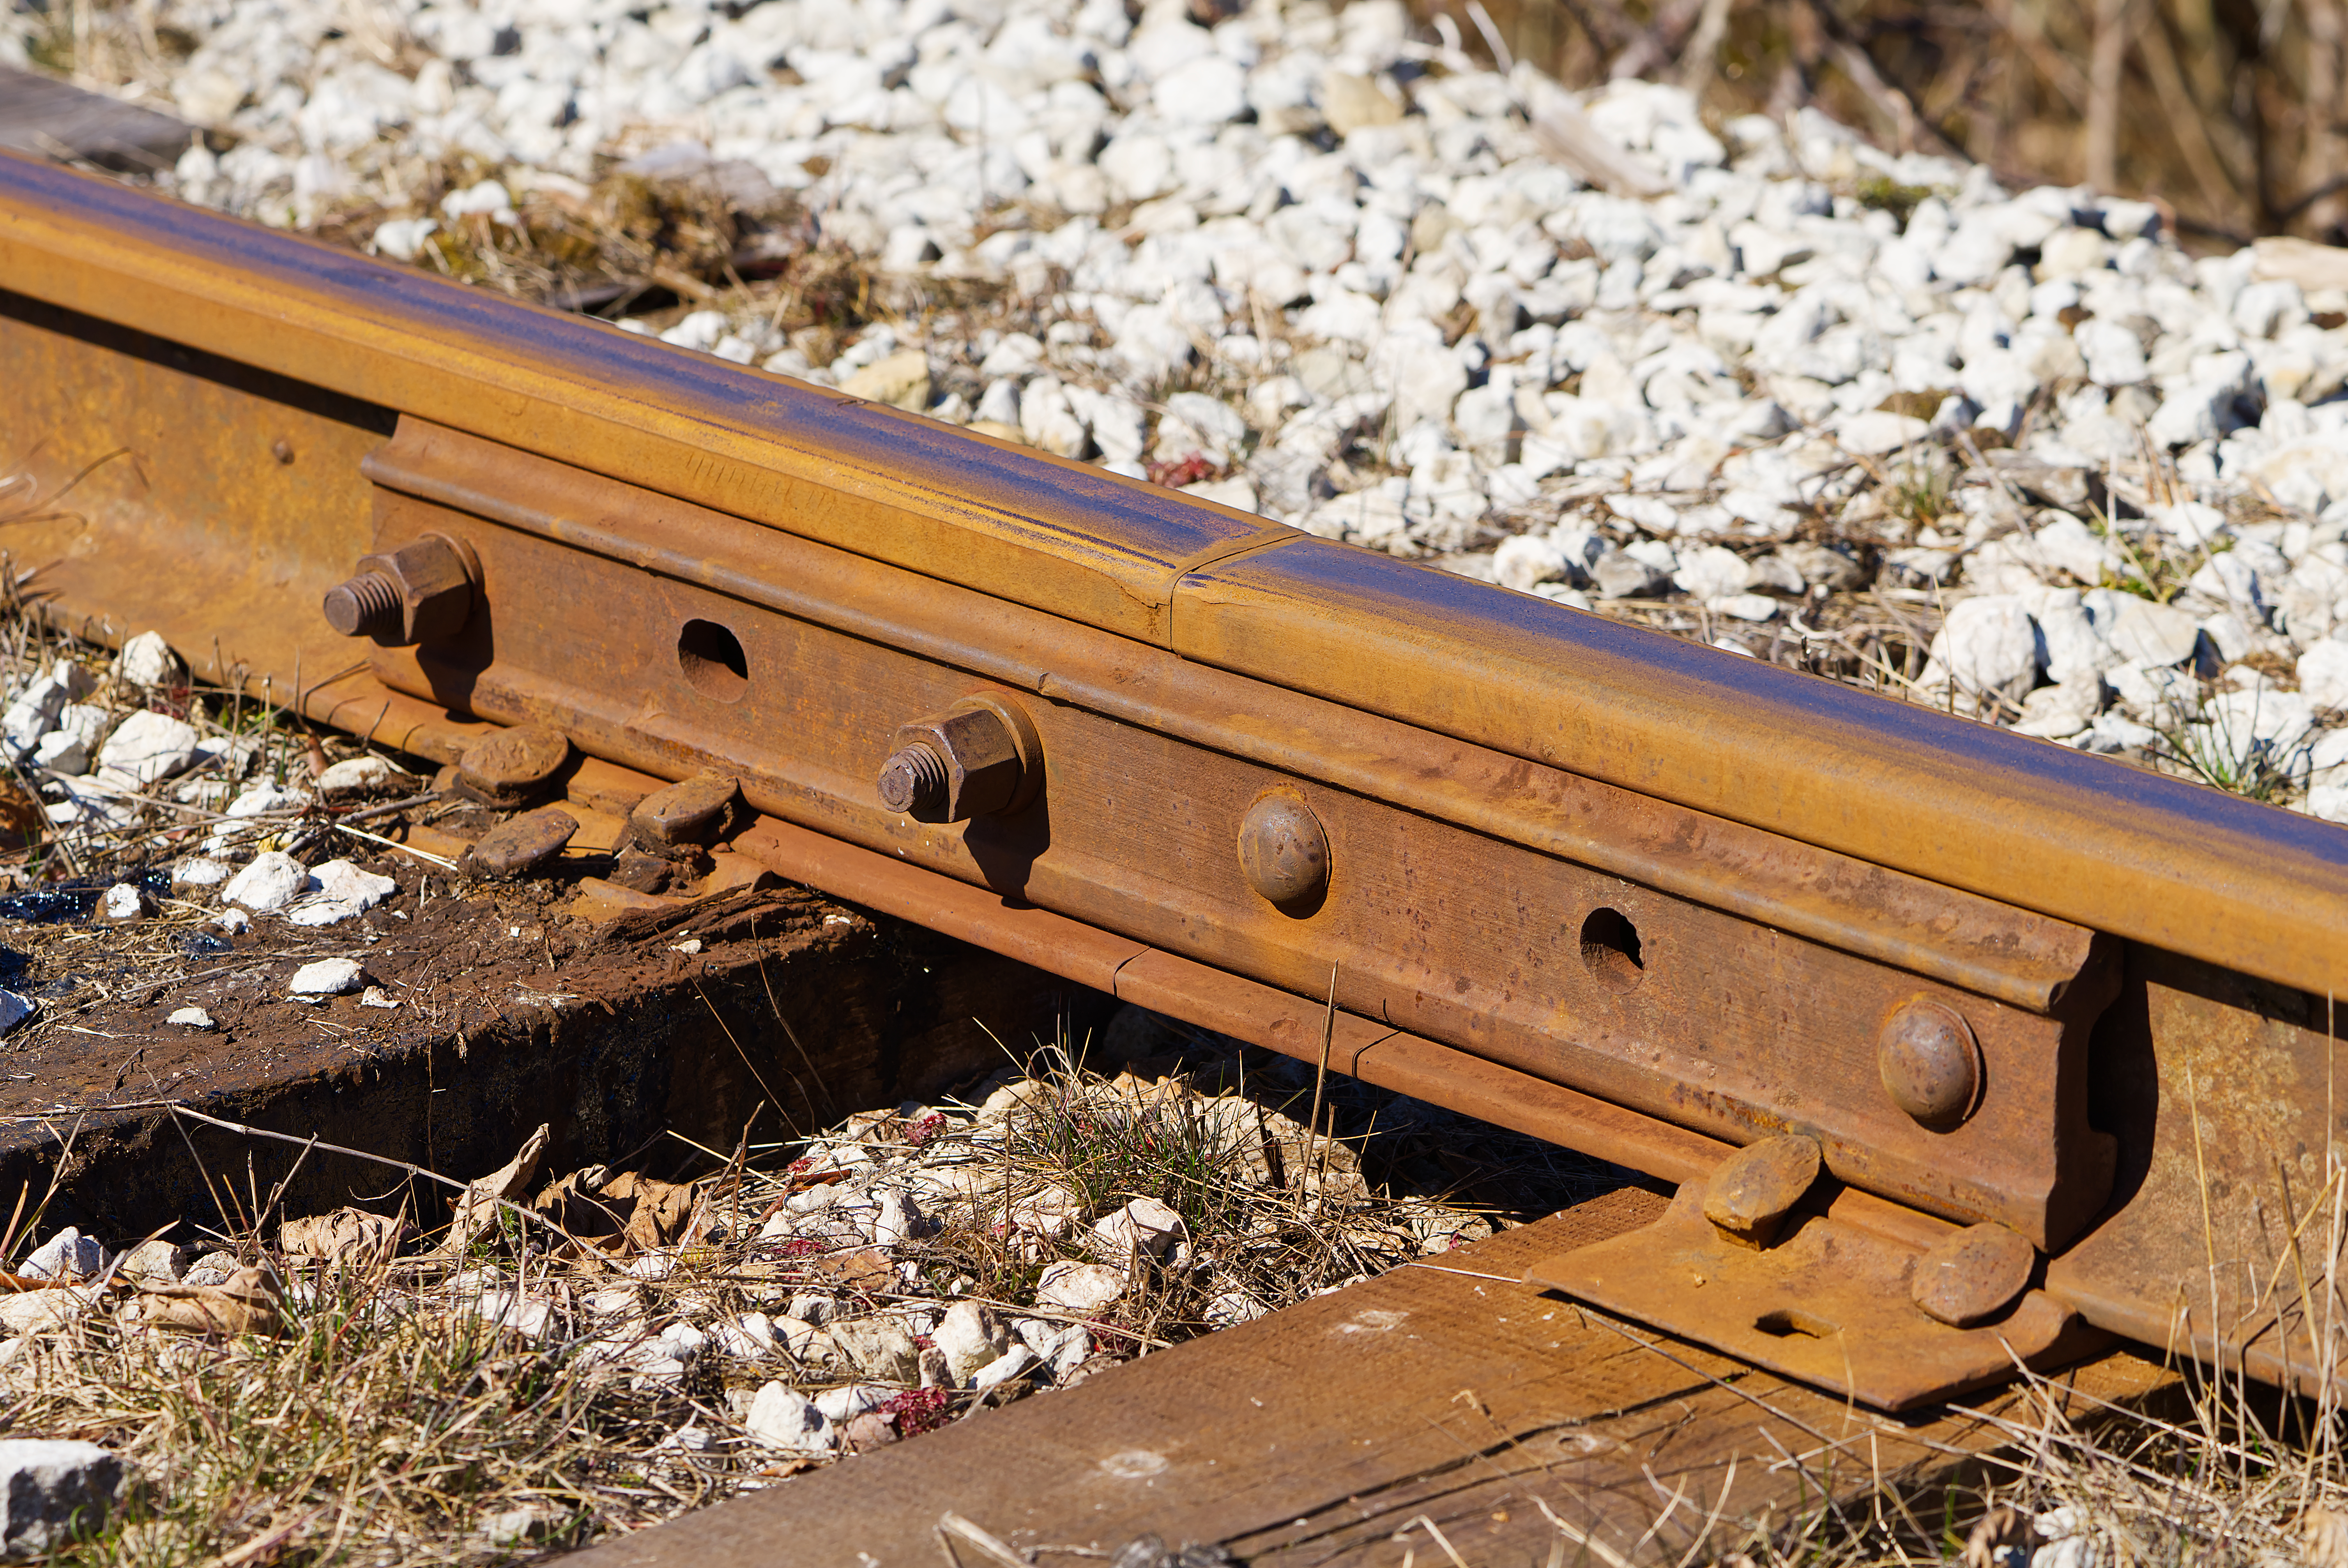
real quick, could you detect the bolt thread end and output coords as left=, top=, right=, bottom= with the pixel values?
left=877, top=744, right=949, bottom=817
left=323, top=572, right=403, bottom=638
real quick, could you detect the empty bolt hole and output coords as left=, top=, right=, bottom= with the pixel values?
left=677, top=619, right=749, bottom=702
left=1754, top=1309, right=1837, bottom=1340
left=1579, top=907, right=1645, bottom=992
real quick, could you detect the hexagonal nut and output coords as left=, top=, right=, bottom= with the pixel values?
left=355, top=536, right=474, bottom=644
left=891, top=706, right=1022, bottom=821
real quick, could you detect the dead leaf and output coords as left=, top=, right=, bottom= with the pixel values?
left=534, top=1165, right=626, bottom=1252
left=280, top=1207, right=408, bottom=1264
left=441, top=1124, right=550, bottom=1255
left=0, top=776, right=41, bottom=851
left=145, top=1266, right=283, bottom=1336
left=812, top=1246, right=893, bottom=1294
left=600, top=1170, right=701, bottom=1253
left=0, top=1271, right=71, bottom=1294
left=532, top=1166, right=700, bottom=1257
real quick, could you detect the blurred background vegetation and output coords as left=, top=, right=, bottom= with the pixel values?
left=1413, top=0, right=2347, bottom=248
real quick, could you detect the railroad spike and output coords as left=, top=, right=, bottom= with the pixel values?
left=1910, top=1222, right=2038, bottom=1328
left=1701, top=1134, right=1822, bottom=1248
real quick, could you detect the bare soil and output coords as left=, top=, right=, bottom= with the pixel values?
left=0, top=860, right=1098, bottom=1248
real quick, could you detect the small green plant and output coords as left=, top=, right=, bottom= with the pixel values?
left=2150, top=694, right=2293, bottom=803
left=1881, top=445, right=1955, bottom=531
left=1004, top=1058, right=1261, bottom=1241
left=1853, top=174, right=1940, bottom=226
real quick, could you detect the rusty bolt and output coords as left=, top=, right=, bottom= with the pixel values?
left=1237, top=794, right=1330, bottom=909
left=322, top=533, right=477, bottom=645
left=876, top=696, right=1039, bottom=823
left=1878, top=998, right=1982, bottom=1128
left=1910, top=1222, right=2037, bottom=1328
left=878, top=743, right=950, bottom=818
left=1702, top=1134, right=1822, bottom=1247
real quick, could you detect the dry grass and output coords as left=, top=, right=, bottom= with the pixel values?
left=0, top=1019, right=1554, bottom=1567
left=1432, top=0, right=2348, bottom=249
left=1692, top=1366, right=2348, bottom=1568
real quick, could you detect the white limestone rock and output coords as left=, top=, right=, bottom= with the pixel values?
left=286, top=859, right=397, bottom=927
left=743, top=1383, right=834, bottom=1455
left=95, top=709, right=200, bottom=787
left=20, top=1228, right=110, bottom=1283
left=223, top=851, right=313, bottom=913
left=1036, top=1260, right=1128, bottom=1313
left=1922, top=595, right=2041, bottom=696
left=2300, top=639, right=2348, bottom=712
left=315, top=756, right=399, bottom=798
left=934, top=1299, right=1008, bottom=1384
left=288, top=958, right=364, bottom=996
left=112, top=631, right=182, bottom=687
left=0, top=1440, right=126, bottom=1554
left=1090, top=1197, right=1188, bottom=1268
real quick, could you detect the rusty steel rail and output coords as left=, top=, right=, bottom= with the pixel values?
left=1, top=149, right=2343, bottom=1410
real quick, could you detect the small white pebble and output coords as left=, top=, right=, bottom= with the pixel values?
left=167, top=1006, right=215, bottom=1030
left=210, top=908, right=251, bottom=935
left=359, top=986, right=400, bottom=1010
left=288, top=958, right=364, bottom=996
left=171, top=858, right=229, bottom=888
left=97, top=883, right=144, bottom=921
left=671, top=938, right=702, bottom=955
left=315, top=756, right=396, bottom=797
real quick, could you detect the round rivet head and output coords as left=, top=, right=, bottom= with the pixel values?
left=1911, top=1222, right=2037, bottom=1328
left=1236, top=795, right=1329, bottom=910
left=1878, top=998, right=1981, bottom=1128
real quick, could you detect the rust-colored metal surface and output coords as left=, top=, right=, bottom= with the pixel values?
left=357, top=422, right=2099, bottom=1014
left=2048, top=946, right=2348, bottom=1394
left=348, top=420, right=2112, bottom=1245
left=1, top=151, right=2345, bottom=1006
left=1527, top=1181, right=2092, bottom=1411
left=5, top=151, right=2348, bottom=1402
left=726, top=814, right=1738, bottom=1187
left=1174, top=540, right=2348, bottom=1002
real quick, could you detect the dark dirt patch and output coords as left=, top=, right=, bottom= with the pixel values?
left=0, top=857, right=1109, bottom=1245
